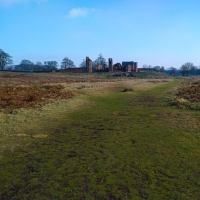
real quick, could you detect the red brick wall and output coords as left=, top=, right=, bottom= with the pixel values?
left=60, top=68, right=87, bottom=73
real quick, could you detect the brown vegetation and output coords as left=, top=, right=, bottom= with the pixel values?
left=172, top=78, right=200, bottom=110
left=177, top=80, right=200, bottom=102
left=0, top=72, right=172, bottom=113
left=0, top=73, right=110, bottom=84
left=0, top=84, right=74, bottom=113
left=0, top=72, right=113, bottom=113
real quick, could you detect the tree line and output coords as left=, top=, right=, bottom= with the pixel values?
left=2, top=48, right=199, bottom=75
left=142, top=64, right=165, bottom=72
left=168, top=63, right=200, bottom=76
left=142, top=62, right=200, bottom=75
left=0, top=49, right=107, bottom=71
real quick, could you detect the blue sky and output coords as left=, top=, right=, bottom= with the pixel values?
left=0, top=0, right=200, bottom=68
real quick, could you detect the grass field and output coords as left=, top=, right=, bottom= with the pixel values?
left=0, top=72, right=200, bottom=199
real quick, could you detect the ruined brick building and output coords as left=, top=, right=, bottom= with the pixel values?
left=61, top=57, right=138, bottom=73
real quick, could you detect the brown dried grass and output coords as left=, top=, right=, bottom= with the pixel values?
left=170, top=78, right=200, bottom=110
left=0, top=84, right=74, bottom=113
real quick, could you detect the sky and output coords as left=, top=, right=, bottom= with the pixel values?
left=0, top=0, right=200, bottom=68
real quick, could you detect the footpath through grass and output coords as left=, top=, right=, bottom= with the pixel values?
left=1, top=80, right=200, bottom=199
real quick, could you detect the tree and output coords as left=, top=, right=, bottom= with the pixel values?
left=61, top=57, right=75, bottom=69
left=154, top=66, right=161, bottom=72
left=92, top=54, right=107, bottom=68
left=190, top=65, right=198, bottom=75
left=0, top=49, right=13, bottom=70
left=6, top=65, right=14, bottom=71
left=160, top=66, right=165, bottom=72
left=153, top=66, right=164, bottom=72
left=142, top=64, right=148, bottom=68
left=20, top=59, right=33, bottom=71
left=20, top=59, right=33, bottom=65
left=44, top=61, right=58, bottom=71
left=168, top=67, right=177, bottom=75
left=35, top=61, right=43, bottom=66
left=197, top=66, right=200, bottom=75
left=180, top=62, right=193, bottom=76
left=34, top=61, right=44, bottom=71
left=79, top=59, right=86, bottom=68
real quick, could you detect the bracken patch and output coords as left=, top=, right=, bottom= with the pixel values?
left=177, top=80, right=200, bottom=102
left=0, top=84, right=75, bottom=113
left=172, top=79, right=200, bottom=110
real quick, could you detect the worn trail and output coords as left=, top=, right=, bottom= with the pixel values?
left=1, top=80, right=200, bottom=199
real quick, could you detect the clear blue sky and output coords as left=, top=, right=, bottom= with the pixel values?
left=1, top=0, right=200, bottom=68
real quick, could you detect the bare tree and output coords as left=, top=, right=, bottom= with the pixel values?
left=0, top=49, right=13, bottom=70
left=20, top=59, right=33, bottom=65
left=154, top=66, right=161, bottom=71
left=61, top=57, right=75, bottom=69
left=35, top=61, right=43, bottom=66
left=142, top=64, right=148, bottom=68
left=79, top=59, right=86, bottom=68
left=160, top=66, right=165, bottom=72
left=20, top=59, right=33, bottom=71
left=92, top=54, right=107, bottom=68
left=190, top=65, right=198, bottom=75
left=34, top=61, right=44, bottom=71
left=197, top=66, right=200, bottom=75
left=7, top=65, right=14, bottom=71
left=180, top=62, right=193, bottom=76
left=44, top=61, right=58, bottom=71
left=169, top=67, right=177, bottom=75
left=153, top=66, right=164, bottom=72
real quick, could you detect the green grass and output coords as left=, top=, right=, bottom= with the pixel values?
left=132, top=71, right=169, bottom=78
left=1, top=80, right=200, bottom=199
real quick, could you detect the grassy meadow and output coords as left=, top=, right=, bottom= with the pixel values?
left=0, top=72, right=200, bottom=199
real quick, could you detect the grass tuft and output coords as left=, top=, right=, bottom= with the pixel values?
left=122, top=88, right=134, bottom=92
